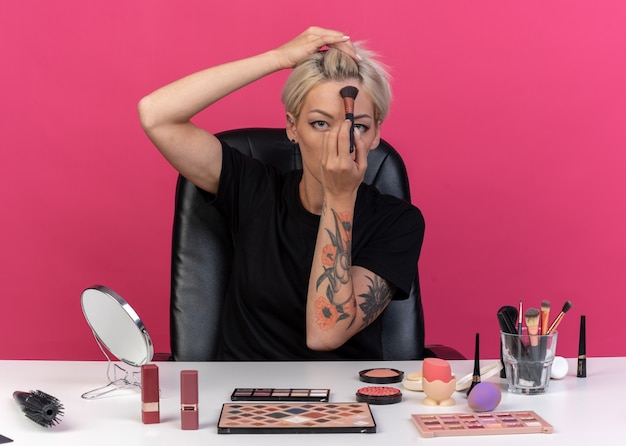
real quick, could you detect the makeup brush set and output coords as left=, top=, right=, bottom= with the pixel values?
left=498, top=300, right=573, bottom=387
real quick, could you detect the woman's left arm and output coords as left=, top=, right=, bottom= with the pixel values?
left=305, top=120, right=394, bottom=350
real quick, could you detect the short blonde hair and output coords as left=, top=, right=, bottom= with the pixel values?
left=281, top=45, right=392, bottom=123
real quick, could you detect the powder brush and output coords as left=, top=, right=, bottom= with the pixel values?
left=13, top=390, right=64, bottom=427
left=339, top=85, right=359, bottom=153
left=525, top=308, right=541, bottom=347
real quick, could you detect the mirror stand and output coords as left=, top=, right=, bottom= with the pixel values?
left=81, top=330, right=142, bottom=400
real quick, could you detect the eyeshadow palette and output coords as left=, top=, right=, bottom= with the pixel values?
left=218, top=402, right=376, bottom=434
left=231, top=388, right=330, bottom=402
left=411, top=411, right=553, bottom=438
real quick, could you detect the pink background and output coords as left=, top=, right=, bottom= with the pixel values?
left=2, top=1, right=625, bottom=361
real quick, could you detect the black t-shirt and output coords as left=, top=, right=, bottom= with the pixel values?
left=211, top=142, right=424, bottom=360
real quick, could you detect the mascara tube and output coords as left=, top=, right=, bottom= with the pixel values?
left=577, top=315, right=586, bottom=378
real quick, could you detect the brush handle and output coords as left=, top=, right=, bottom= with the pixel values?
left=346, top=113, right=355, bottom=153
left=13, top=391, right=30, bottom=406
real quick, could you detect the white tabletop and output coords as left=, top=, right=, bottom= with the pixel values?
left=1, top=358, right=623, bottom=445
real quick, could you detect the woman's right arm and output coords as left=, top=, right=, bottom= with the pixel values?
left=137, top=26, right=356, bottom=194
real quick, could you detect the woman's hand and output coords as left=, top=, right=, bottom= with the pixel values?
left=319, top=119, right=368, bottom=201
left=273, top=26, right=358, bottom=70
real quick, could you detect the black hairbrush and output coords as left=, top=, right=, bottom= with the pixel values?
left=13, top=390, right=64, bottom=428
left=339, top=85, right=359, bottom=153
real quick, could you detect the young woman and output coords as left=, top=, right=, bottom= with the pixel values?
left=138, top=26, right=424, bottom=360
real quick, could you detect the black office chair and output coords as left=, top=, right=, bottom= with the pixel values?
left=168, top=128, right=464, bottom=361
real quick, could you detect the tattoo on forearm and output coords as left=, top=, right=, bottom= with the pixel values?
left=314, top=208, right=357, bottom=330
left=359, top=275, right=395, bottom=327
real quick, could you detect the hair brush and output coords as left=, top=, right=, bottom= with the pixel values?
left=13, top=390, right=64, bottom=428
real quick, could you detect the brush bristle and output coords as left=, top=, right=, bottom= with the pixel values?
left=524, top=308, right=540, bottom=327
left=16, top=390, right=64, bottom=428
left=562, top=300, right=573, bottom=313
left=541, top=300, right=551, bottom=311
left=339, top=85, right=359, bottom=99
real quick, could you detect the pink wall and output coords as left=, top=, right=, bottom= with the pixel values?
left=2, top=1, right=625, bottom=361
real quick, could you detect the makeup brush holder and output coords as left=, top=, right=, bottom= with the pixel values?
left=501, top=329, right=558, bottom=395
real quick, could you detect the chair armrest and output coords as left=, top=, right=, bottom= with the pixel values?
left=152, top=352, right=174, bottom=361
left=424, top=344, right=467, bottom=360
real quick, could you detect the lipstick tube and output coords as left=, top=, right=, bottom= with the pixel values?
left=141, top=364, right=160, bottom=424
left=181, top=370, right=199, bottom=430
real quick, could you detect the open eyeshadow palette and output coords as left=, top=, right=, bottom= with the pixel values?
left=411, top=411, right=553, bottom=437
left=231, top=387, right=330, bottom=402
left=217, top=402, right=376, bottom=434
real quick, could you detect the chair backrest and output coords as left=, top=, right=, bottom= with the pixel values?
left=170, top=128, right=426, bottom=361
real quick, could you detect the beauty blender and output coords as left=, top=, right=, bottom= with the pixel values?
left=467, top=382, right=501, bottom=412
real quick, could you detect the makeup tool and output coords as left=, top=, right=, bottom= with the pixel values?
left=422, top=358, right=456, bottom=406
left=550, top=356, right=569, bottom=379
left=546, top=300, right=573, bottom=335
left=540, top=300, right=551, bottom=334
left=181, top=370, right=198, bottom=430
left=577, top=315, right=586, bottom=378
left=12, top=390, right=64, bottom=428
left=231, top=388, right=330, bottom=402
left=80, top=285, right=153, bottom=399
left=359, top=368, right=404, bottom=384
left=356, top=386, right=402, bottom=405
left=466, top=332, right=481, bottom=396
left=497, top=305, right=518, bottom=378
left=518, top=299, right=524, bottom=335
left=467, top=382, right=501, bottom=412
left=411, top=411, right=553, bottom=438
left=455, top=362, right=501, bottom=392
left=497, top=305, right=518, bottom=334
left=525, top=308, right=540, bottom=352
left=141, top=364, right=160, bottom=424
left=401, top=370, right=424, bottom=391
left=217, top=402, right=376, bottom=434
left=0, top=434, right=13, bottom=444
left=339, top=85, right=359, bottom=153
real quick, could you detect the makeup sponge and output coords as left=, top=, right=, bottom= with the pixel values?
left=422, top=358, right=453, bottom=383
left=467, top=382, right=501, bottom=412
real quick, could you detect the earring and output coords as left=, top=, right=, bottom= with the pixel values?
left=291, top=139, right=296, bottom=143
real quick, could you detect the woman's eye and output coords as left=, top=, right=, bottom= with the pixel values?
left=310, top=121, right=329, bottom=129
left=355, top=123, right=370, bottom=132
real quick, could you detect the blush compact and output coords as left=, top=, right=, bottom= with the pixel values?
left=359, top=368, right=404, bottom=384
left=356, top=386, right=402, bottom=405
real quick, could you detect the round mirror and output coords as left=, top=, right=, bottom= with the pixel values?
left=81, top=285, right=153, bottom=367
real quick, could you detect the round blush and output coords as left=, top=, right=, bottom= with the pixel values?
left=359, top=368, right=404, bottom=384
left=356, top=386, right=402, bottom=405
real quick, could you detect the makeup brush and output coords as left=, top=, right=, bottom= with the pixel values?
left=13, top=390, right=64, bottom=427
left=497, top=305, right=519, bottom=378
left=525, top=308, right=540, bottom=348
left=466, top=332, right=481, bottom=396
left=546, top=300, right=573, bottom=335
left=540, top=300, right=551, bottom=335
left=497, top=305, right=518, bottom=334
left=517, top=299, right=523, bottom=335
left=339, top=85, right=359, bottom=153
left=524, top=308, right=541, bottom=385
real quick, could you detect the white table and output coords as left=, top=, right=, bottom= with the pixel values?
left=1, top=358, right=623, bottom=445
